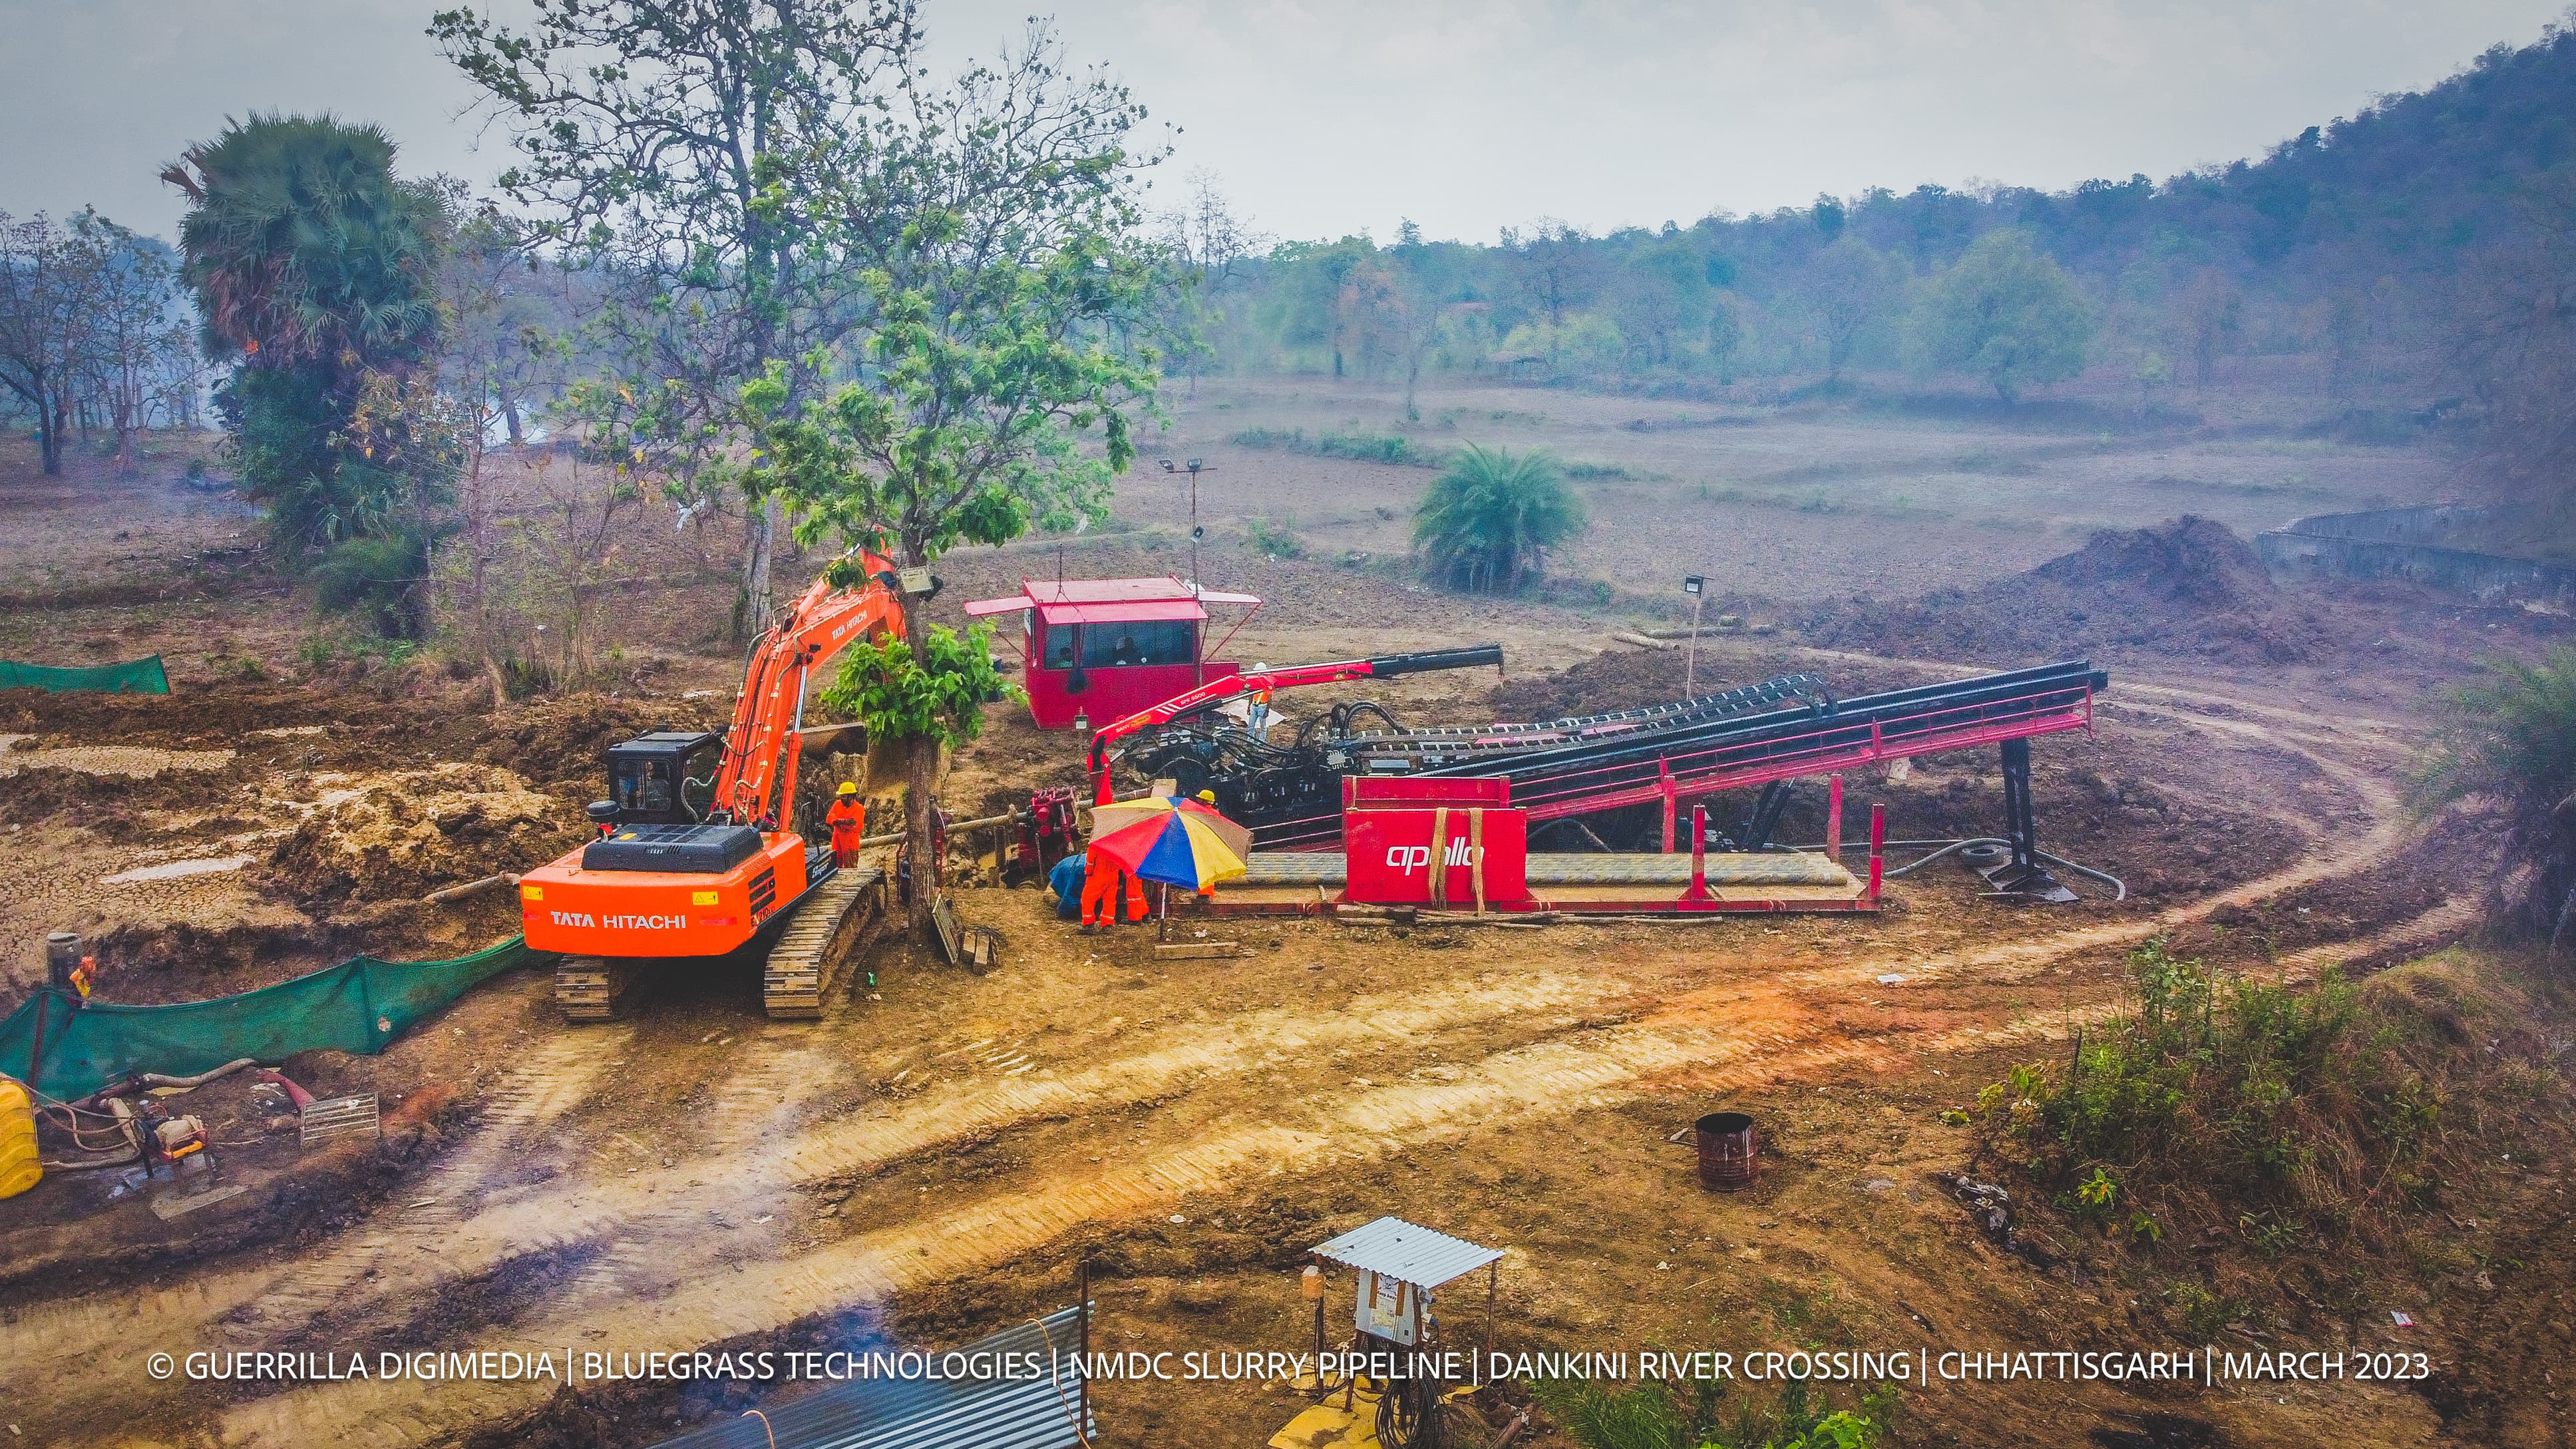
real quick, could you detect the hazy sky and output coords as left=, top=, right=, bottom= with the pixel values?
left=3, top=1, right=2567, bottom=245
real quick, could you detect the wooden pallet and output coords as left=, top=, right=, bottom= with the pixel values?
left=554, top=956, right=630, bottom=1022
left=762, top=864, right=882, bottom=1018
left=298, top=1093, right=381, bottom=1146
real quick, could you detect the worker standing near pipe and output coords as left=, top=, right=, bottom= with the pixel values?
left=1078, top=844, right=1147, bottom=931
left=824, top=783, right=868, bottom=870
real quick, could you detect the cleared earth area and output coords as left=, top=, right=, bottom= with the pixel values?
left=1, top=381, right=2569, bottom=1449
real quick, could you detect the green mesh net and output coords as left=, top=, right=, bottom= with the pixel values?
left=0, top=655, right=171, bottom=694
left=0, top=937, right=534, bottom=1099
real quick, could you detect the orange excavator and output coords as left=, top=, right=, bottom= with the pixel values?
left=520, top=551, right=908, bottom=1022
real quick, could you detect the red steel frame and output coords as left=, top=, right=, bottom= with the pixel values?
left=1241, top=679, right=2096, bottom=855
left=1509, top=684, right=2095, bottom=825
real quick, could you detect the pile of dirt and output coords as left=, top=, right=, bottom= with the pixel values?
left=264, top=763, right=582, bottom=907
left=1795, top=516, right=2338, bottom=666
left=456, top=692, right=730, bottom=792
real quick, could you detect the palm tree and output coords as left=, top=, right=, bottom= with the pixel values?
left=164, top=114, right=444, bottom=372
left=1411, top=443, right=1586, bottom=592
left=164, top=114, right=447, bottom=552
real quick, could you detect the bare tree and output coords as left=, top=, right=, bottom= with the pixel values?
left=73, top=215, right=195, bottom=473
left=1507, top=218, right=1593, bottom=328
left=1157, top=169, right=1266, bottom=398
left=0, top=210, right=114, bottom=475
left=1801, top=236, right=1900, bottom=382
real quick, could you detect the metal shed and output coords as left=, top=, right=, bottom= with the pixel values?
left=645, top=1306, right=1089, bottom=1449
left=1312, top=1216, right=1504, bottom=1350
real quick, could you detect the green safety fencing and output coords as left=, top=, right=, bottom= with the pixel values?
left=0, top=654, right=170, bottom=694
left=0, top=936, right=535, bottom=1100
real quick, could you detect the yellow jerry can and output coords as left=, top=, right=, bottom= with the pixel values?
left=0, top=1074, right=41, bottom=1200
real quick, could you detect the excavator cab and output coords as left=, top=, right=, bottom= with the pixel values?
left=604, top=731, right=724, bottom=826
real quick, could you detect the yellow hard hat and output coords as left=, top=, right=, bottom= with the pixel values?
left=837, top=781, right=858, bottom=796
left=1196, top=789, right=1217, bottom=804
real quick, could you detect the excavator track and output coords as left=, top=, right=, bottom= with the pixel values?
left=554, top=956, right=632, bottom=1023
left=762, top=864, right=883, bottom=1019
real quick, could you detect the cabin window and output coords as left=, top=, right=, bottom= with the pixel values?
left=1041, top=623, right=1078, bottom=670
left=1080, top=619, right=1196, bottom=668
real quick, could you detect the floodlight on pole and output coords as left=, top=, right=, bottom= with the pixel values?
left=1167, top=458, right=1213, bottom=591
left=1682, top=574, right=1708, bottom=696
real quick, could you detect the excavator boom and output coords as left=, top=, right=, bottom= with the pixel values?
left=713, top=554, right=905, bottom=829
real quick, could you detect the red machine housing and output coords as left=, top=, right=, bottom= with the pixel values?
left=962, top=577, right=1258, bottom=730
left=1341, top=778, right=1530, bottom=907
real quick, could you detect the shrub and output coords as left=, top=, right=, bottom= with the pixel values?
left=310, top=524, right=437, bottom=638
left=1411, top=444, right=1586, bottom=593
left=1243, top=516, right=1304, bottom=558
left=1973, top=939, right=2448, bottom=1250
left=1229, top=427, right=1447, bottom=467
left=2416, top=646, right=2576, bottom=946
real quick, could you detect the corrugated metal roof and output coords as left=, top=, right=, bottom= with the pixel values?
left=645, top=1306, right=1089, bottom=1449
left=1311, top=1217, right=1503, bottom=1289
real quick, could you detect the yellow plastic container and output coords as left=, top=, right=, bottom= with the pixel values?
left=0, top=1074, right=41, bottom=1200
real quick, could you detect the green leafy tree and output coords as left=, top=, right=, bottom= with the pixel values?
left=163, top=114, right=450, bottom=574
left=739, top=25, right=1163, bottom=923
left=2447, top=170, right=2576, bottom=546
left=2417, top=646, right=2576, bottom=946
left=1612, top=237, right=1712, bottom=368
left=1801, top=236, right=1902, bottom=381
left=1704, top=289, right=1748, bottom=382
left=433, top=0, right=916, bottom=640
left=1906, top=229, right=2093, bottom=401
left=818, top=622, right=1006, bottom=750
left=1411, top=443, right=1585, bottom=592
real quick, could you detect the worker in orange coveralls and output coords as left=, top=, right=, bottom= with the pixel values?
left=824, top=783, right=868, bottom=869
left=1079, top=844, right=1147, bottom=931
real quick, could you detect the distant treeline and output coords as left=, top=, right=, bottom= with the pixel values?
left=1167, top=21, right=2576, bottom=408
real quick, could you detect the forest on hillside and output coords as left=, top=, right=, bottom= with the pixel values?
left=1172, top=20, right=2576, bottom=505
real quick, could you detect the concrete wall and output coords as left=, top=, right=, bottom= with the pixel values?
left=2258, top=503, right=2576, bottom=606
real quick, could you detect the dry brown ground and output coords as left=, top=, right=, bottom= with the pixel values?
left=1153, top=374, right=2455, bottom=608
left=0, top=414, right=2567, bottom=1449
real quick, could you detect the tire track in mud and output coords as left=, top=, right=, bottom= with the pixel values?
left=216, top=1006, right=1899, bottom=1447
left=228, top=889, right=2450, bottom=1449
left=1903, top=692, right=2424, bottom=980
left=0, top=976, right=1613, bottom=1440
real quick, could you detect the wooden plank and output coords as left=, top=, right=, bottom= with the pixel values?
left=1153, top=941, right=1241, bottom=960
left=930, top=891, right=963, bottom=968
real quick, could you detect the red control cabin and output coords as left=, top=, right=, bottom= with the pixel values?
left=964, top=576, right=1259, bottom=731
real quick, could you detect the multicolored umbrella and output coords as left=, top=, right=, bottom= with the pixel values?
left=1087, top=795, right=1250, bottom=891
